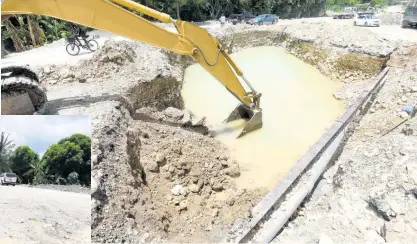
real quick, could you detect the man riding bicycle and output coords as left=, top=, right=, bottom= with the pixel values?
left=69, top=23, right=89, bottom=46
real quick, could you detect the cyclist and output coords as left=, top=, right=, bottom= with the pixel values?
left=69, top=23, right=89, bottom=46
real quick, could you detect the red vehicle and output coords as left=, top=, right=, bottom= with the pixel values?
left=0, top=172, right=17, bottom=186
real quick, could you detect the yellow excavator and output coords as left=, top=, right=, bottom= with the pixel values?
left=1, top=0, right=262, bottom=137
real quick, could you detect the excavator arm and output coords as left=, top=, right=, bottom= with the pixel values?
left=1, top=0, right=262, bottom=137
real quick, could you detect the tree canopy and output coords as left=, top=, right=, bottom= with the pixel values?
left=2, top=133, right=91, bottom=186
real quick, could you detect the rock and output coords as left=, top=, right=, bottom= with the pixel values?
left=211, top=182, right=223, bottom=192
left=43, top=66, right=52, bottom=74
left=147, top=161, right=159, bottom=172
left=401, top=96, right=407, bottom=102
left=155, top=153, right=167, bottom=166
left=399, top=111, right=409, bottom=119
left=318, top=234, right=334, bottom=244
left=226, top=197, right=235, bottom=206
left=211, top=208, right=219, bottom=217
left=49, top=79, right=58, bottom=85
left=164, top=107, right=184, bottom=120
left=181, top=110, right=192, bottom=125
left=401, top=123, right=413, bottom=136
left=225, top=165, right=240, bottom=178
left=368, top=195, right=395, bottom=221
left=179, top=200, right=188, bottom=210
left=79, top=78, right=87, bottom=83
left=192, top=116, right=206, bottom=126
left=171, top=184, right=185, bottom=196
left=59, top=68, right=73, bottom=79
left=411, top=86, right=417, bottom=93
left=189, top=184, right=201, bottom=193
left=333, top=91, right=344, bottom=100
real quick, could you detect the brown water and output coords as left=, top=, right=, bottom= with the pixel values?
left=182, top=46, right=344, bottom=190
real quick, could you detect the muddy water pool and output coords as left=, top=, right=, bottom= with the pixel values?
left=182, top=46, right=345, bottom=190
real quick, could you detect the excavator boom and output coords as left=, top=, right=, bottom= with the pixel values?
left=1, top=0, right=262, bottom=137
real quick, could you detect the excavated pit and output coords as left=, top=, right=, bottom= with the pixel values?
left=36, top=29, right=389, bottom=243
left=97, top=32, right=386, bottom=242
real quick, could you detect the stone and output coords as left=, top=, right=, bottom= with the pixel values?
left=211, top=208, right=219, bottom=217
left=399, top=111, right=409, bottom=119
left=78, top=78, right=87, bottom=83
left=181, top=110, right=192, bottom=125
left=189, top=184, right=201, bottom=193
left=192, top=116, right=206, bottom=126
left=155, top=153, right=167, bottom=166
left=43, top=66, right=52, bottom=74
left=211, top=182, right=223, bottom=192
left=49, top=79, right=58, bottom=85
left=171, top=185, right=184, bottom=196
left=59, top=68, right=73, bottom=79
left=179, top=200, right=188, bottom=210
left=401, top=96, right=408, bottom=102
left=411, top=86, right=417, bottom=93
left=225, top=165, right=240, bottom=178
left=318, top=234, right=334, bottom=244
left=164, top=107, right=184, bottom=120
left=147, top=161, right=159, bottom=172
left=226, top=197, right=235, bottom=206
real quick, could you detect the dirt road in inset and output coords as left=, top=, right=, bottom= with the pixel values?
left=0, top=185, right=90, bottom=244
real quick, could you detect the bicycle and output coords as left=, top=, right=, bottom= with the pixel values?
left=65, top=34, right=99, bottom=56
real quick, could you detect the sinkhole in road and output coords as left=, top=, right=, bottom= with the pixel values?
left=182, top=46, right=345, bottom=190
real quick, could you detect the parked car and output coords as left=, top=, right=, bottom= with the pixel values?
left=0, top=172, right=17, bottom=186
left=353, top=14, right=380, bottom=27
left=402, top=6, right=417, bottom=28
left=228, top=11, right=257, bottom=25
left=247, top=14, right=279, bottom=25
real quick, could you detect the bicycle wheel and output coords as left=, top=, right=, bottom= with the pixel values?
left=66, top=43, right=80, bottom=56
left=87, top=40, right=99, bottom=52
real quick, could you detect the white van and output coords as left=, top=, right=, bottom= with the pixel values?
left=0, top=172, right=17, bottom=186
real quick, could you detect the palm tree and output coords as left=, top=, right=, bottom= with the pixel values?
left=23, top=159, right=44, bottom=184
left=0, top=132, right=14, bottom=172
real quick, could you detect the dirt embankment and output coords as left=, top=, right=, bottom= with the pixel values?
left=35, top=20, right=415, bottom=243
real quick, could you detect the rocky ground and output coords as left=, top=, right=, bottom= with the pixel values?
left=0, top=185, right=90, bottom=244
left=4, top=17, right=416, bottom=243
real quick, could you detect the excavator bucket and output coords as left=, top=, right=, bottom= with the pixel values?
left=225, top=104, right=263, bottom=138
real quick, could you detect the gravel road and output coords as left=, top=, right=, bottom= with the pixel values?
left=0, top=185, right=90, bottom=244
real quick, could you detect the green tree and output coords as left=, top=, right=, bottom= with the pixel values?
left=10, top=146, right=40, bottom=183
left=23, top=158, right=46, bottom=184
left=41, top=141, right=84, bottom=184
left=0, top=132, right=15, bottom=173
left=58, top=134, right=91, bottom=185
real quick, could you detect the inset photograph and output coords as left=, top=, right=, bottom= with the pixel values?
left=0, top=115, right=91, bottom=244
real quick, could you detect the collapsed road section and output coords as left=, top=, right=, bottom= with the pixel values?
left=4, top=20, right=416, bottom=243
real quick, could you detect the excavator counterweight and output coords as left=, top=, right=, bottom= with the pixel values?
left=1, top=0, right=263, bottom=137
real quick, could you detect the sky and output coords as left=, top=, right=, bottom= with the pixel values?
left=0, top=115, right=91, bottom=158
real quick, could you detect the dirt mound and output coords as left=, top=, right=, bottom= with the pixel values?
left=134, top=119, right=267, bottom=242
left=38, top=40, right=183, bottom=86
